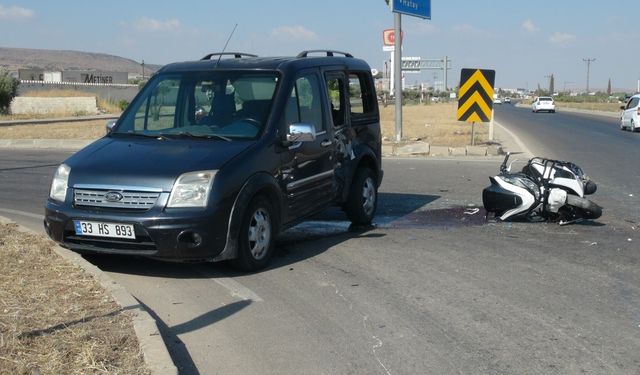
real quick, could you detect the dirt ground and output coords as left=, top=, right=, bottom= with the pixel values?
left=379, top=102, right=489, bottom=146
left=0, top=223, right=149, bottom=374
left=0, top=120, right=107, bottom=139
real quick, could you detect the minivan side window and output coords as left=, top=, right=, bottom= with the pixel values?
left=285, top=75, right=324, bottom=133
left=325, top=74, right=346, bottom=128
left=348, top=72, right=376, bottom=125
left=628, top=97, right=639, bottom=109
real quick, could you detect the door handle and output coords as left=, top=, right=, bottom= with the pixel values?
left=320, top=140, right=332, bottom=147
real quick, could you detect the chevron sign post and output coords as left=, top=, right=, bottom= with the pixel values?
left=457, top=68, right=496, bottom=145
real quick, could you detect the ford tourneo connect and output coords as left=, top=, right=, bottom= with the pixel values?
left=44, top=50, right=383, bottom=271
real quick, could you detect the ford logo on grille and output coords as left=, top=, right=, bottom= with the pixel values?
left=104, top=191, right=124, bottom=202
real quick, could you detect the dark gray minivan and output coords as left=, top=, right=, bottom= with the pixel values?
left=44, top=50, right=383, bottom=271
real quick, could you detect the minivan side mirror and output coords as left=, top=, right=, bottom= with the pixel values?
left=287, top=123, right=316, bottom=143
left=620, top=105, right=626, bottom=110
left=105, top=120, right=117, bottom=134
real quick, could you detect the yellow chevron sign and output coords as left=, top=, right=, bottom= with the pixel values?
left=457, top=68, right=496, bottom=122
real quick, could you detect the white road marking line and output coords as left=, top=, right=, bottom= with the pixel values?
left=0, top=207, right=43, bottom=220
left=493, top=120, right=534, bottom=157
left=211, top=277, right=264, bottom=302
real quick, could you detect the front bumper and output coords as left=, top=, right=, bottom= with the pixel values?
left=44, top=199, right=232, bottom=261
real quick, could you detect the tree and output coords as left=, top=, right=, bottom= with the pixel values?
left=0, top=69, right=19, bottom=114
left=607, top=78, right=612, bottom=95
left=549, top=74, right=555, bottom=95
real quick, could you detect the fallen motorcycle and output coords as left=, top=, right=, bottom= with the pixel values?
left=482, top=153, right=602, bottom=225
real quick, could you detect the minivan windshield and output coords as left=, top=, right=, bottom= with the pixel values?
left=114, top=71, right=279, bottom=140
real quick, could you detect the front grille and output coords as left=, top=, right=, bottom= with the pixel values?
left=74, top=188, right=160, bottom=210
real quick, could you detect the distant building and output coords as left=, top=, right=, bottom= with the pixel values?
left=18, top=68, right=128, bottom=84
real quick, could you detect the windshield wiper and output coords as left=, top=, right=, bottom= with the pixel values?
left=114, top=131, right=170, bottom=141
left=170, top=132, right=232, bottom=142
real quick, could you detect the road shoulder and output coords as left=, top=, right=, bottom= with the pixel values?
left=0, top=215, right=178, bottom=375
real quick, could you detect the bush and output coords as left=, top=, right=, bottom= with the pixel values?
left=117, top=99, right=129, bottom=111
left=0, top=69, right=19, bottom=114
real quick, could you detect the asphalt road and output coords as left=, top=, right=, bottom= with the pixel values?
left=495, top=104, right=639, bottom=223
left=1, top=108, right=639, bottom=374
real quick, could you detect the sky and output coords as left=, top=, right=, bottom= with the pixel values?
left=1, top=0, right=639, bottom=92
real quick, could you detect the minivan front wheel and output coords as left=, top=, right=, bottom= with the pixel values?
left=345, top=167, right=377, bottom=225
left=234, top=196, right=275, bottom=271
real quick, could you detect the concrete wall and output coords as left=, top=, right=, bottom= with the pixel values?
left=10, top=97, right=98, bottom=115
left=18, top=81, right=139, bottom=102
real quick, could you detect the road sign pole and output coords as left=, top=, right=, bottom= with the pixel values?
left=471, top=121, right=476, bottom=146
left=394, top=12, right=402, bottom=142
left=489, top=108, right=494, bottom=141
left=443, top=56, right=448, bottom=91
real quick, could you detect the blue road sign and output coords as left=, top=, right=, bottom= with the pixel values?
left=392, top=0, right=431, bottom=19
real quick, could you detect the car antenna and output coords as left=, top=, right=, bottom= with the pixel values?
left=215, top=23, right=238, bottom=68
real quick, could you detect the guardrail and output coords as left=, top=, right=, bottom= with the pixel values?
left=20, top=80, right=138, bottom=88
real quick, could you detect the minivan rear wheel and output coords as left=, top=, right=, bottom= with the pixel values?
left=234, top=196, right=275, bottom=271
left=345, top=167, right=377, bottom=225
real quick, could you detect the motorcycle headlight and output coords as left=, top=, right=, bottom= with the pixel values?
left=167, top=170, right=216, bottom=208
left=49, top=164, right=70, bottom=203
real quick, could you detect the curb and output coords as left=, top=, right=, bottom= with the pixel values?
left=382, top=142, right=503, bottom=157
left=0, top=215, right=178, bottom=375
left=0, top=139, right=93, bottom=150
left=0, top=113, right=121, bottom=127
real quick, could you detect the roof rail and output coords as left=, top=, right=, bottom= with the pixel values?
left=296, top=50, right=353, bottom=58
left=201, top=52, right=258, bottom=61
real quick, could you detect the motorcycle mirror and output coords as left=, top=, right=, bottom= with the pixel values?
left=500, top=153, right=510, bottom=173
left=507, top=159, right=520, bottom=172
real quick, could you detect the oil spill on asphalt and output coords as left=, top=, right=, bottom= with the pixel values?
left=282, top=206, right=490, bottom=242
left=378, top=206, right=490, bottom=229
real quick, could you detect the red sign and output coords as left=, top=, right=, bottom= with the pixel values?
left=382, top=29, right=403, bottom=46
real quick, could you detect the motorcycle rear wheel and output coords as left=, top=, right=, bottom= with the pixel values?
left=565, top=195, right=602, bottom=219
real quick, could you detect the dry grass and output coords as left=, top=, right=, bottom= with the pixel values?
left=0, top=223, right=149, bottom=374
left=2, top=103, right=489, bottom=145
left=556, top=102, right=622, bottom=112
left=0, top=120, right=106, bottom=139
left=520, top=98, right=622, bottom=112
left=380, top=102, right=489, bottom=146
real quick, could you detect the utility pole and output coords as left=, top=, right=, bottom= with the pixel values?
left=544, top=75, right=552, bottom=95
left=443, top=56, right=449, bottom=91
left=393, top=12, right=402, bottom=142
left=582, top=58, right=595, bottom=94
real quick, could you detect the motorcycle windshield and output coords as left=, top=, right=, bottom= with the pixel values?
left=502, top=173, right=540, bottom=200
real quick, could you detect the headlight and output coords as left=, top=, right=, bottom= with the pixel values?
left=49, top=164, right=70, bottom=203
left=167, top=170, right=216, bottom=208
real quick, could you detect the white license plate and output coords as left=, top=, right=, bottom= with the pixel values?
left=73, top=220, right=136, bottom=239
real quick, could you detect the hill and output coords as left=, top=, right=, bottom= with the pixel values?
left=0, top=47, right=161, bottom=75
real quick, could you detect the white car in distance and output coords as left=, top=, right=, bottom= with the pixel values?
left=620, top=94, right=640, bottom=132
left=532, top=96, right=556, bottom=113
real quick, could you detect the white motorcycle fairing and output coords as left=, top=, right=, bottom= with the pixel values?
left=492, top=175, right=537, bottom=221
